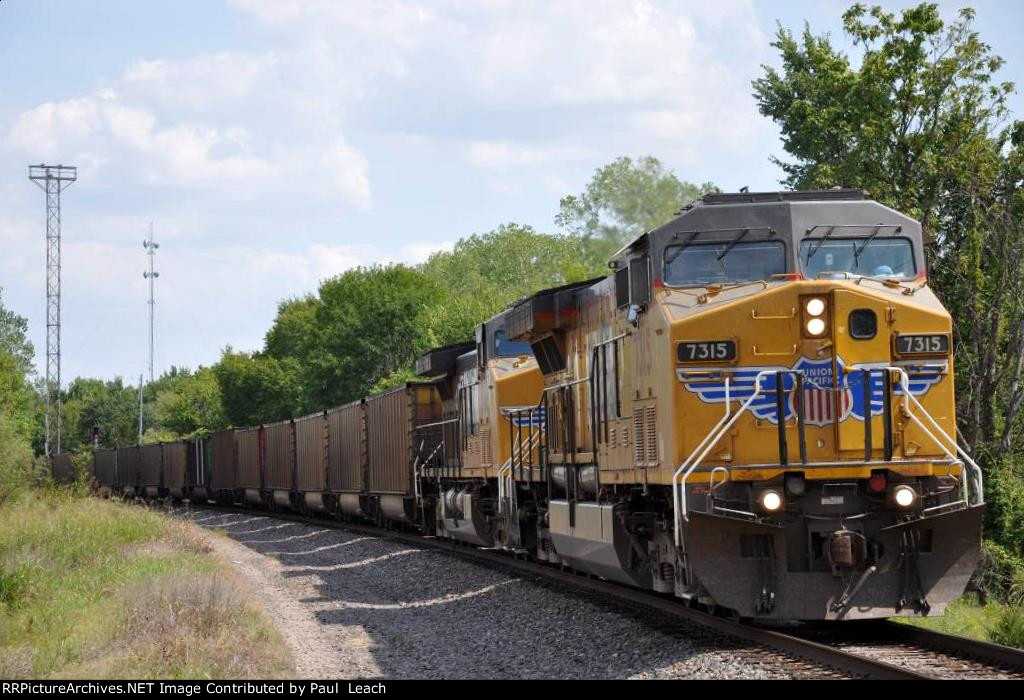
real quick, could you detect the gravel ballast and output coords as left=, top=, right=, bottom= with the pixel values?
left=178, top=508, right=794, bottom=680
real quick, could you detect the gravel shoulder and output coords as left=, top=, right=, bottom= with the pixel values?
left=178, top=507, right=794, bottom=680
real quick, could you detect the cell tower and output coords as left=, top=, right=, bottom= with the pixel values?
left=29, top=164, right=76, bottom=457
left=143, top=223, right=159, bottom=384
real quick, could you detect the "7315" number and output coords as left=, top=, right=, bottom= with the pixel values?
left=677, top=340, right=737, bottom=363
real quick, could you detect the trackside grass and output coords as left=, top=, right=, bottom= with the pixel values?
left=0, top=488, right=294, bottom=678
left=896, top=594, right=1024, bottom=649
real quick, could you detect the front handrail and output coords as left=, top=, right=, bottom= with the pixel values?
left=858, top=365, right=983, bottom=506
left=673, top=373, right=768, bottom=546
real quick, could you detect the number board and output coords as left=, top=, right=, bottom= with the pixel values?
left=894, top=334, right=949, bottom=356
left=677, top=340, right=737, bottom=363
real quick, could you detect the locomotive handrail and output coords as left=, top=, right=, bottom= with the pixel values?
left=415, top=417, right=459, bottom=431
left=857, top=365, right=984, bottom=507
left=674, top=373, right=782, bottom=545
left=498, top=403, right=547, bottom=546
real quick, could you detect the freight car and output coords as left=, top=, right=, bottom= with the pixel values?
left=139, top=442, right=163, bottom=499
left=50, top=452, right=76, bottom=484
left=89, top=190, right=983, bottom=622
left=115, top=445, right=140, bottom=498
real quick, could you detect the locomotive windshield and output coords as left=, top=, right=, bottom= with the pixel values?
left=800, top=238, right=916, bottom=279
left=494, top=330, right=532, bottom=358
left=663, top=241, right=786, bottom=286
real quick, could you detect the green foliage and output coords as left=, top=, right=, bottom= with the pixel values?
left=0, top=415, right=35, bottom=508
left=0, top=287, right=35, bottom=379
left=257, top=226, right=608, bottom=412
left=150, top=366, right=226, bottom=436
left=753, top=3, right=1013, bottom=233
left=370, top=367, right=420, bottom=394
left=556, top=156, right=714, bottom=260
left=214, top=349, right=303, bottom=427
left=264, top=296, right=320, bottom=362
left=61, top=377, right=140, bottom=450
left=308, top=265, right=440, bottom=407
left=984, top=461, right=1024, bottom=564
left=0, top=290, right=38, bottom=500
left=991, top=607, right=1024, bottom=649
left=974, top=540, right=1024, bottom=604
left=420, top=223, right=604, bottom=345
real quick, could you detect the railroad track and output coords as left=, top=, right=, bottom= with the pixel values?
left=785, top=619, right=1024, bottom=679
left=173, top=501, right=1024, bottom=680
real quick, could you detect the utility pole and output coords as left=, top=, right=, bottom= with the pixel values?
left=28, top=164, right=76, bottom=457
left=143, top=223, right=159, bottom=384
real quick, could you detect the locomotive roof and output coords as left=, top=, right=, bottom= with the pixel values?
left=700, top=188, right=864, bottom=205
left=612, top=189, right=921, bottom=266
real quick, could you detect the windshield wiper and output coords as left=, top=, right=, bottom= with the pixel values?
left=852, top=224, right=882, bottom=263
left=853, top=224, right=902, bottom=263
left=664, top=230, right=703, bottom=266
left=805, top=224, right=836, bottom=263
left=716, top=228, right=751, bottom=262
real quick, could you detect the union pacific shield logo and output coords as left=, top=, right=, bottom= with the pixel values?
left=678, top=357, right=943, bottom=426
left=789, top=357, right=852, bottom=426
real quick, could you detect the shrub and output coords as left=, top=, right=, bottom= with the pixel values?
left=0, top=414, right=35, bottom=507
left=991, top=607, right=1024, bottom=649
left=983, top=456, right=1024, bottom=558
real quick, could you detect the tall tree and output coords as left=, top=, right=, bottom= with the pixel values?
left=62, top=377, right=140, bottom=449
left=753, top=3, right=1013, bottom=238
left=555, top=156, right=714, bottom=260
left=420, top=223, right=603, bottom=346
left=214, top=350, right=303, bottom=427
left=0, top=291, right=36, bottom=480
left=264, top=295, right=321, bottom=362
left=151, top=366, right=227, bottom=436
left=308, top=265, right=440, bottom=407
left=0, top=288, right=34, bottom=379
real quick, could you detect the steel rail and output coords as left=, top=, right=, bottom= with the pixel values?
left=874, top=620, right=1024, bottom=670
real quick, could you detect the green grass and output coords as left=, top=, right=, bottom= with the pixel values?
left=0, top=488, right=294, bottom=679
left=896, top=593, right=1024, bottom=648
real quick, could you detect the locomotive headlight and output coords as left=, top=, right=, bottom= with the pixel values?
left=806, top=317, right=827, bottom=336
left=892, top=484, right=917, bottom=508
left=759, top=489, right=784, bottom=513
left=805, top=297, right=826, bottom=316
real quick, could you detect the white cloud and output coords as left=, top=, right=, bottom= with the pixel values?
left=322, top=139, right=372, bottom=211
left=467, top=141, right=593, bottom=170
left=487, top=180, right=524, bottom=196
left=7, top=47, right=368, bottom=207
left=397, top=241, right=455, bottom=264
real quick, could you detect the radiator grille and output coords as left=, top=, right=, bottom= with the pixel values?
left=634, top=411, right=645, bottom=466
left=646, top=405, right=658, bottom=465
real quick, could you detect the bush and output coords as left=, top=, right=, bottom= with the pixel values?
left=985, top=456, right=1024, bottom=558
left=974, top=540, right=1024, bottom=607
left=991, top=607, right=1024, bottom=649
left=0, top=414, right=36, bottom=507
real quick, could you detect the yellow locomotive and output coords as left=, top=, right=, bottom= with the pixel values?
left=434, top=189, right=983, bottom=620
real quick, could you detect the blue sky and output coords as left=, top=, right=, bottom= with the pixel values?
left=1, top=0, right=1022, bottom=383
